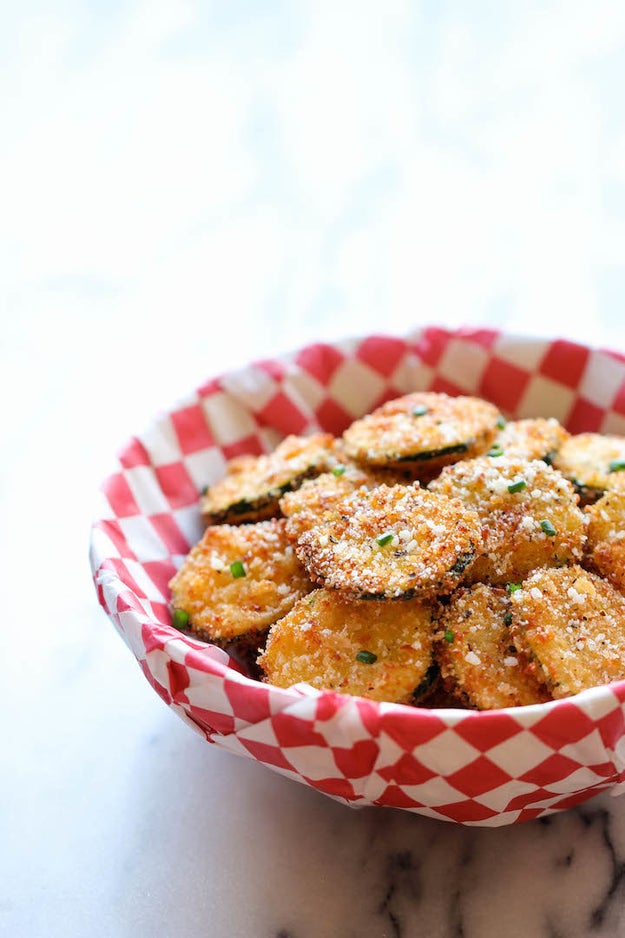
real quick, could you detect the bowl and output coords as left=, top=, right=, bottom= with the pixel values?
left=89, top=325, right=625, bottom=826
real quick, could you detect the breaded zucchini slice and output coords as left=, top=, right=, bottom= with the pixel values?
left=492, top=418, right=569, bottom=463
left=585, top=489, right=625, bottom=591
left=436, top=584, right=551, bottom=709
left=510, top=565, right=625, bottom=698
left=342, top=392, right=501, bottom=472
left=552, top=433, right=625, bottom=504
left=280, top=464, right=396, bottom=543
left=168, top=519, right=313, bottom=645
left=200, top=433, right=335, bottom=525
left=294, top=483, right=482, bottom=600
left=258, top=588, right=436, bottom=704
left=429, top=456, right=586, bottom=584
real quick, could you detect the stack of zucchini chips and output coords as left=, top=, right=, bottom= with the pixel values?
left=169, top=392, right=625, bottom=710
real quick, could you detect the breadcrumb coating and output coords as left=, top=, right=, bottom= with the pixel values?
left=258, top=588, right=436, bottom=703
left=429, top=456, right=586, bottom=583
left=200, top=433, right=335, bottom=524
left=342, top=392, right=500, bottom=472
left=552, top=433, right=625, bottom=504
left=436, top=584, right=551, bottom=709
left=281, top=465, right=399, bottom=542
left=493, top=418, right=569, bottom=463
left=510, top=565, right=625, bottom=698
left=585, top=489, right=625, bottom=591
left=295, top=483, right=482, bottom=600
left=169, top=519, right=312, bottom=644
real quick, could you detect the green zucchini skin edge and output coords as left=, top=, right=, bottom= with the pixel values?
left=201, top=467, right=323, bottom=524
left=337, top=546, right=477, bottom=601
left=394, top=442, right=471, bottom=463
left=448, top=550, right=476, bottom=576
left=413, top=663, right=439, bottom=701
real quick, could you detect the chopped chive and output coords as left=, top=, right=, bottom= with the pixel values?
left=376, top=532, right=394, bottom=547
left=503, top=611, right=512, bottom=626
left=507, top=479, right=527, bottom=494
left=230, top=560, right=246, bottom=578
left=496, top=416, right=507, bottom=429
left=172, top=608, right=189, bottom=630
left=444, top=629, right=455, bottom=643
left=507, top=582, right=522, bottom=593
left=540, top=519, right=557, bottom=536
left=332, top=464, right=347, bottom=477
left=487, top=445, right=504, bottom=457
left=412, top=404, right=429, bottom=417
left=609, top=460, right=625, bottom=473
left=200, top=484, right=209, bottom=496
left=356, top=650, right=378, bottom=664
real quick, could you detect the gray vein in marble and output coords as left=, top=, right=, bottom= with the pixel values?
left=583, top=807, right=625, bottom=931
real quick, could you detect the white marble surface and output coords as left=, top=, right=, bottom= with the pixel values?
left=5, top=2, right=625, bottom=936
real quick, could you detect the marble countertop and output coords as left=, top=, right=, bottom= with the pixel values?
left=5, top=3, right=625, bottom=936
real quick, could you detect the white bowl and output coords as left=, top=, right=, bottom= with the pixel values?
left=90, top=326, right=625, bottom=826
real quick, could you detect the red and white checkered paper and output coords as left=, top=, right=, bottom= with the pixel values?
left=90, top=326, right=625, bottom=826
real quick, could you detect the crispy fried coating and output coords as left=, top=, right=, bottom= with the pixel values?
left=258, top=588, right=436, bottom=703
left=294, top=483, right=482, bottom=600
left=169, top=519, right=312, bottom=644
left=493, top=418, right=570, bottom=463
left=200, top=433, right=335, bottom=525
left=429, top=456, right=586, bottom=584
left=552, top=433, right=625, bottom=504
left=436, top=584, right=551, bottom=709
left=510, top=565, right=625, bottom=698
left=281, top=465, right=398, bottom=543
left=342, top=392, right=501, bottom=473
left=585, top=489, right=625, bottom=591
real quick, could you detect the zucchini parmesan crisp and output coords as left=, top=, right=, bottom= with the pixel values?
left=294, top=483, right=481, bottom=600
left=169, top=389, right=625, bottom=709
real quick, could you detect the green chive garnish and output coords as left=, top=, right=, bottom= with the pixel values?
left=412, top=404, right=429, bottom=417
left=332, top=464, right=346, bottom=477
left=230, top=560, right=246, bottom=578
left=356, top=650, right=378, bottom=664
left=507, top=479, right=527, bottom=494
left=609, top=460, right=625, bottom=473
left=507, top=583, right=522, bottom=593
left=444, top=629, right=455, bottom=643
left=200, top=484, right=208, bottom=496
left=503, top=611, right=512, bottom=626
left=496, top=416, right=507, bottom=429
left=376, top=532, right=394, bottom=547
left=488, top=445, right=504, bottom=457
left=540, top=519, right=557, bottom=536
left=172, top=608, right=189, bottom=630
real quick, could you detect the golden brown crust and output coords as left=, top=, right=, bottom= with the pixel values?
left=584, top=489, right=625, bottom=591
left=200, top=433, right=335, bottom=525
left=510, top=565, right=625, bottom=698
left=493, top=418, right=570, bottom=463
left=168, top=519, right=313, bottom=643
left=280, top=465, right=401, bottom=543
left=342, top=392, right=501, bottom=472
left=429, top=456, right=586, bottom=584
left=294, top=483, right=482, bottom=600
left=436, top=584, right=551, bottom=709
left=258, top=588, right=436, bottom=703
left=552, top=433, right=625, bottom=504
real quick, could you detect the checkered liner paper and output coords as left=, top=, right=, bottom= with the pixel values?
left=90, top=326, right=625, bottom=826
